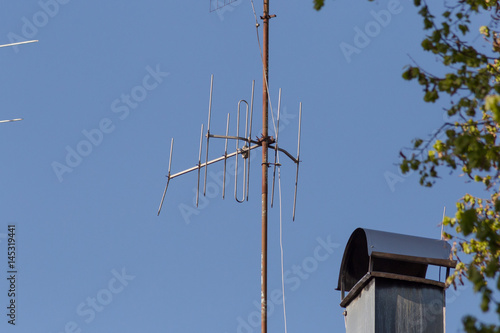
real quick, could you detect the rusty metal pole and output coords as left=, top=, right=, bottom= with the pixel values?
left=261, top=1, right=269, bottom=333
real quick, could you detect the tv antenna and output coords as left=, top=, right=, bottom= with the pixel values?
left=157, top=2, right=301, bottom=333
left=1, top=40, right=38, bottom=124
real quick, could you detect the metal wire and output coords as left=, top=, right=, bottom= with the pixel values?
left=278, top=154, right=288, bottom=333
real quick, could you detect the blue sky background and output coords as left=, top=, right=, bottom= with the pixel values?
left=0, top=0, right=497, bottom=332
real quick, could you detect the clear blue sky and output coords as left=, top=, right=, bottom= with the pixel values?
left=0, top=0, right=495, bottom=332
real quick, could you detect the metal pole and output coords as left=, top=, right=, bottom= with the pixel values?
left=261, top=0, right=269, bottom=332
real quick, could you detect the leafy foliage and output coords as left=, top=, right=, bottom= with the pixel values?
left=314, top=0, right=500, bottom=330
left=313, top=0, right=325, bottom=11
left=398, top=0, right=500, bottom=331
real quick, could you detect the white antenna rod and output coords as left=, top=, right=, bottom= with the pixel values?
left=441, top=206, right=446, bottom=240
left=439, top=206, right=446, bottom=281
left=0, top=118, right=23, bottom=123
left=0, top=40, right=38, bottom=48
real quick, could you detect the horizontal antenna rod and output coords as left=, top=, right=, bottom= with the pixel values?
left=209, top=134, right=297, bottom=163
left=0, top=118, right=23, bottom=123
left=0, top=40, right=38, bottom=48
left=169, top=144, right=261, bottom=180
left=209, top=134, right=259, bottom=144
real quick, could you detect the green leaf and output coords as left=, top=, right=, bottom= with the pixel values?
left=494, top=199, right=500, bottom=212
left=424, top=89, right=439, bottom=102
left=459, top=208, right=477, bottom=236
left=402, top=68, right=412, bottom=80
left=313, top=0, right=325, bottom=10
left=422, top=39, right=432, bottom=50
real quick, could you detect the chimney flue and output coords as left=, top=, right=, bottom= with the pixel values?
left=337, top=228, right=456, bottom=333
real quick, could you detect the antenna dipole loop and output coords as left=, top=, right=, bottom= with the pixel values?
left=235, top=100, right=250, bottom=203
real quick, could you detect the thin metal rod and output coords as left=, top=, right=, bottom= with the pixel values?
left=204, top=133, right=297, bottom=163
left=168, top=138, right=174, bottom=176
left=168, top=144, right=260, bottom=180
left=271, top=88, right=282, bottom=207
left=268, top=145, right=298, bottom=163
left=209, top=134, right=257, bottom=143
left=197, top=124, right=204, bottom=207
left=439, top=207, right=446, bottom=281
left=157, top=138, right=174, bottom=216
left=204, top=75, right=214, bottom=196
left=249, top=81, right=255, bottom=141
left=223, top=113, right=230, bottom=199
left=208, top=134, right=297, bottom=163
left=0, top=40, right=38, bottom=48
left=0, top=118, right=23, bottom=123
left=246, top=80, right=255, bottom=201
left=293, top=103, right=302, bottom=221
left=157, top=178, right=170, bottom=216
left=261, top=0, right=270, bottom=332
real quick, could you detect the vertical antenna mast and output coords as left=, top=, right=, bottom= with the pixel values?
left=261, top=1, right=270, bottom=333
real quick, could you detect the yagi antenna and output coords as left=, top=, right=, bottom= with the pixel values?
left=157, top=75, right=302, bottom=220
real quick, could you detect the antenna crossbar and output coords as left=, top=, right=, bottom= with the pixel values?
left=171, top=144, right=260, bottom=180
left=208, top=134, right=259, bottom=143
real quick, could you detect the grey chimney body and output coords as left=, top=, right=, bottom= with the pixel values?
left=337, top=228, right=455, bottom=333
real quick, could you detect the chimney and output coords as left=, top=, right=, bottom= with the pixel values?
left=337, top=228, right=456, bottom=333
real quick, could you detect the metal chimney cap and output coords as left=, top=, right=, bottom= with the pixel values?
left=336, top=228, right=455, bottom=293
